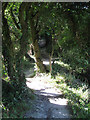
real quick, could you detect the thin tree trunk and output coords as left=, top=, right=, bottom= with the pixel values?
left=49, top=50, right=54, bottom=74
left=49, top=55, right=52, bottom=74
left=49, top=36, right=54, bottom=74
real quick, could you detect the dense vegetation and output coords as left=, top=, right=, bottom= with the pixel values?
left=1, top=2, right=90, bottom=118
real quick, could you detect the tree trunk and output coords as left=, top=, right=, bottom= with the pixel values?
left=2, top=3, right=27, bottom=87
left=33, top=39, right=46, bottom=73
left=15, top=3, right=30, bottom=84
left=2, top=11, right=15, bottom=81
left=30, top=15, right=46, bottom=73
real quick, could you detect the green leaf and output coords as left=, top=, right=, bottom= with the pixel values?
left=4, top=106, right=6, bottom=110
left=68, top=9, right=70, bottom=11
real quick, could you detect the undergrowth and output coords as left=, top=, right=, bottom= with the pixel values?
left=2, top=61, right=35, bottom=118
left=2, top=84, right=35, bottom=118
left=51, top=60, right=90, bottom=119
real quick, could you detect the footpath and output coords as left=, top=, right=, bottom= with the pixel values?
left=24, top=72, right=72, bottom=119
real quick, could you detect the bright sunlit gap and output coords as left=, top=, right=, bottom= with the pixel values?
left=43, top=61, right=53, bottom=65
left=55, top=60, right=71, bottom=69
left=56, top=76, right=65, bottom=80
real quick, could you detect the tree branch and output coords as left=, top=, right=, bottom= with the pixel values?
left=19, top=3, right=27, bottom=30
left=35, top=16, right=39, bottom=29
left=32, top=11, right=39, bottom=18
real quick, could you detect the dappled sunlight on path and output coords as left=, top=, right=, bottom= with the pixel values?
left=24, top=73, right=72, bottom=119
left=26, top=74, right=51, bottom=90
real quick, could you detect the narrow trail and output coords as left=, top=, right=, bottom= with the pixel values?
left=24, top=70, right=73, bottom=119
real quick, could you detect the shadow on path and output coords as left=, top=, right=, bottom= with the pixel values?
left=24, top=77, right=73, bottom=119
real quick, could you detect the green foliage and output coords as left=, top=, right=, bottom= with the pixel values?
left=60, top=47, right=89, bottom=73
left=2, top=63, right=8, bottom=79
left=2, top=99, right=30, bottom=118
left=2, top=77, right=34, bottom=118
left=51, top=60, right=89, bottom=119
left=22, top=57, right=35, bottom=69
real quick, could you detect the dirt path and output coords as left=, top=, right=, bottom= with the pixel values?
left=24, top=71, right=72, bottom=119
